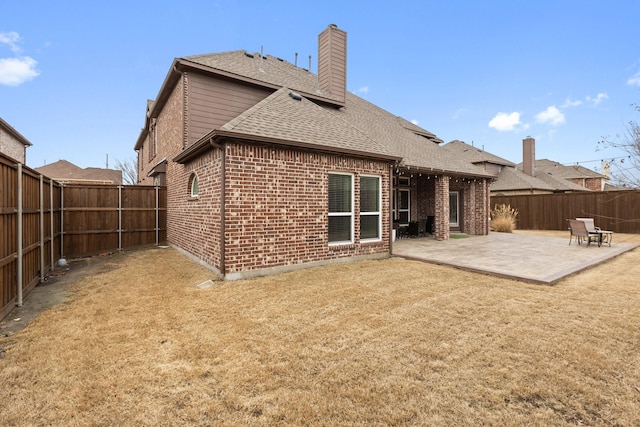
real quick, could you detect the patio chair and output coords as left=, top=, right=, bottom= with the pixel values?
left=407, top=221, right=420, bottom=238
left=568, top=219, right=600, bottom=247
left=577, top=217, right=613, bottom=247
left=417, top=218, right=428, bottom=237
left=426, top=216, right=435, bottom=235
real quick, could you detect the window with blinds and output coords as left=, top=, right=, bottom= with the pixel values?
left=360, top=175, right=381, bottom=240
left=328, top=173, right=353, bottom=243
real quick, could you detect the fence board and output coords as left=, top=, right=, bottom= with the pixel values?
left=1, top=152, right=166, bottom=320
left=492, top=190, right=640, bottom=233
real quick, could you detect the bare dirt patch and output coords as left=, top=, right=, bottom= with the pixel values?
left=1, top=237, right=640, bottom=425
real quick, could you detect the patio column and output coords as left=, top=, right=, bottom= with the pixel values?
left=434, top=175, right=449, bottom=241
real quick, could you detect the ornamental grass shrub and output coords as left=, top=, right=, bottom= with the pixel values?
left=491, top=203, right=518, bottom=233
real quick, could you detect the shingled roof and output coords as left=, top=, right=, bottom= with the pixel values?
left=183, top=51, right=345, bottom=106
left=491, top=166, right=588, bottom=193
left=169, top=49, right=491, bottom=178
left=442, top=140, right=515, bottom=167
left=35, top=160, right=123, bottom=185
left=519, top=158, right=605, bottom=179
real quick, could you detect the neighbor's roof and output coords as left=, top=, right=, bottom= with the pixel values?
left=491, top=165, right=590, bottom=193
left=442, top=140, right=515, bottom=167
left=0, top=117, right=32, bottom=147
left=35, top=160, right=123, bottom=185
left=517, top=159, right=605, bottom=179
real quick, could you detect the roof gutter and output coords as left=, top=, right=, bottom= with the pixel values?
left=0, top=117, right=33, bottom=147
left=398, top=164, right=494, bottom=180
left=174, top=128, right=402, bottom=164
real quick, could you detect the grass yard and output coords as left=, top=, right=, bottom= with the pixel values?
left=1, top=232, right=640, bottom=425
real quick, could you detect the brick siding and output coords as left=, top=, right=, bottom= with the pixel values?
left=167, top=142, right=391, bottom=278
left=0, top=129, right=26, bottom=163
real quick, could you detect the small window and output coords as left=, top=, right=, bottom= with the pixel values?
left=189, top=173, right=199, bottom=197
left=149, top=118, right=157, bottom=161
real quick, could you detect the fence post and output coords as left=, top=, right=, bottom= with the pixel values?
left=155, top=186, right=159, bottom=246
left=118, top=185, right=122, bottom=252
left=39, top=174, right=45, bottom=282
left=16, top=163, right=23, bottom=307
left=50, top=179, right=54, bottom=269
left=60, top=185, right=64, bottom=258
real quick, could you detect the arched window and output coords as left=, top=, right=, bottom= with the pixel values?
left=189, top=173, right=199, bottom=197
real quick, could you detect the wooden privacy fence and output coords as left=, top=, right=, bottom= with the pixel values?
left=1, top=156, right=61, bottom=320
left=61, top=184, right=167, bottom=258
left=491, top=190, right=640, bottom=233
left=1, top=153, right=166, bottom=320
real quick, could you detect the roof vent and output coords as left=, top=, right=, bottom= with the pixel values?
left=289, top=91, right=302, bottom=101
left=244, top=52, right=254, bottom=58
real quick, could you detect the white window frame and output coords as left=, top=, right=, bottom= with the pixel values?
left=328, top=172, right=354, bottom=245
left=449, top=191, right=459, bottom=227
left=398, top=176, right=410, bottom=187
left=360, top=174, right=382, bottom=242
left=189, top=173, right=199, bottom=198
left=395, top=188, right=410, bottom=226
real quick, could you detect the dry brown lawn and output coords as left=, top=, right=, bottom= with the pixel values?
left=1, top=232, right=640, bottom=426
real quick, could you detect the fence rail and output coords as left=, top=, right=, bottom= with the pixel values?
left=491, top=190, right=640, bottom=233
left=1, top=153, right=166, bottom=320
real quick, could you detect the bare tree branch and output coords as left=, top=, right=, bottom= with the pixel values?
left=597, top=103, right=640, bottom=188
left=115, top=157, right=138, bottom=185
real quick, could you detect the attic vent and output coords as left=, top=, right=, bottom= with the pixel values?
left=289, top=92, right=302, bottom=101
left=276, top=57, right=284, bottom=62
left=244, top=52, right=254, bottom=58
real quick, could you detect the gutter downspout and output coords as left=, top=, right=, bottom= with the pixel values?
left=389, top=163, right=395, bottom=254
left=219, top=140, right=226, bottom=277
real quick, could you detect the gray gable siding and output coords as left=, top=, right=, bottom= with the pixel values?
left=187, top=71, right=271, bottom=145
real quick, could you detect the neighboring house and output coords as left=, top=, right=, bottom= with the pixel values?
left=519, top=158, right=608, bottom=192
left=443, top=138, right=593, bottom=195
left=35, top=160, right=123, bottom=185
left=0, top=117, right=32, bottom=164
left=135, top=24, right=493, bottom=280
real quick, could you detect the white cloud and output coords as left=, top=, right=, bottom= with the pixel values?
left=586, top=92, right=608, bottom=106
left=356, top=86, right=369, bottom=95
left=411, top=119, right=419, bottom=125
left=627, top=71, right=640, bottom=87
left=0, top=31, right=21, bottom=53
left=0, top=31, right=40, bottom=86
left=535, top=106, right=565, bottom=125
left=561, top=97, right=582, bottom=108
left=0, top=56, right=40, bottom=86
left=488, top=112, right=522, bottom=131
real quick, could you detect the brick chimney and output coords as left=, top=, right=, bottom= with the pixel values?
left=318, top=24, right=346, bottom=104
left=522, top=137, right=536, bottom=176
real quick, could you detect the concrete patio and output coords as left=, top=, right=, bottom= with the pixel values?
left=392, top=232, right=638, bottom=285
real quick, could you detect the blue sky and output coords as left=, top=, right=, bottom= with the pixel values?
left=2, top=1, right=640, bottom=180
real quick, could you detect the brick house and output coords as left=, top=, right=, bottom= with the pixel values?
left=0, top=117, right=32, bottom=164
left=135, top=25, right=493, bottom=280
